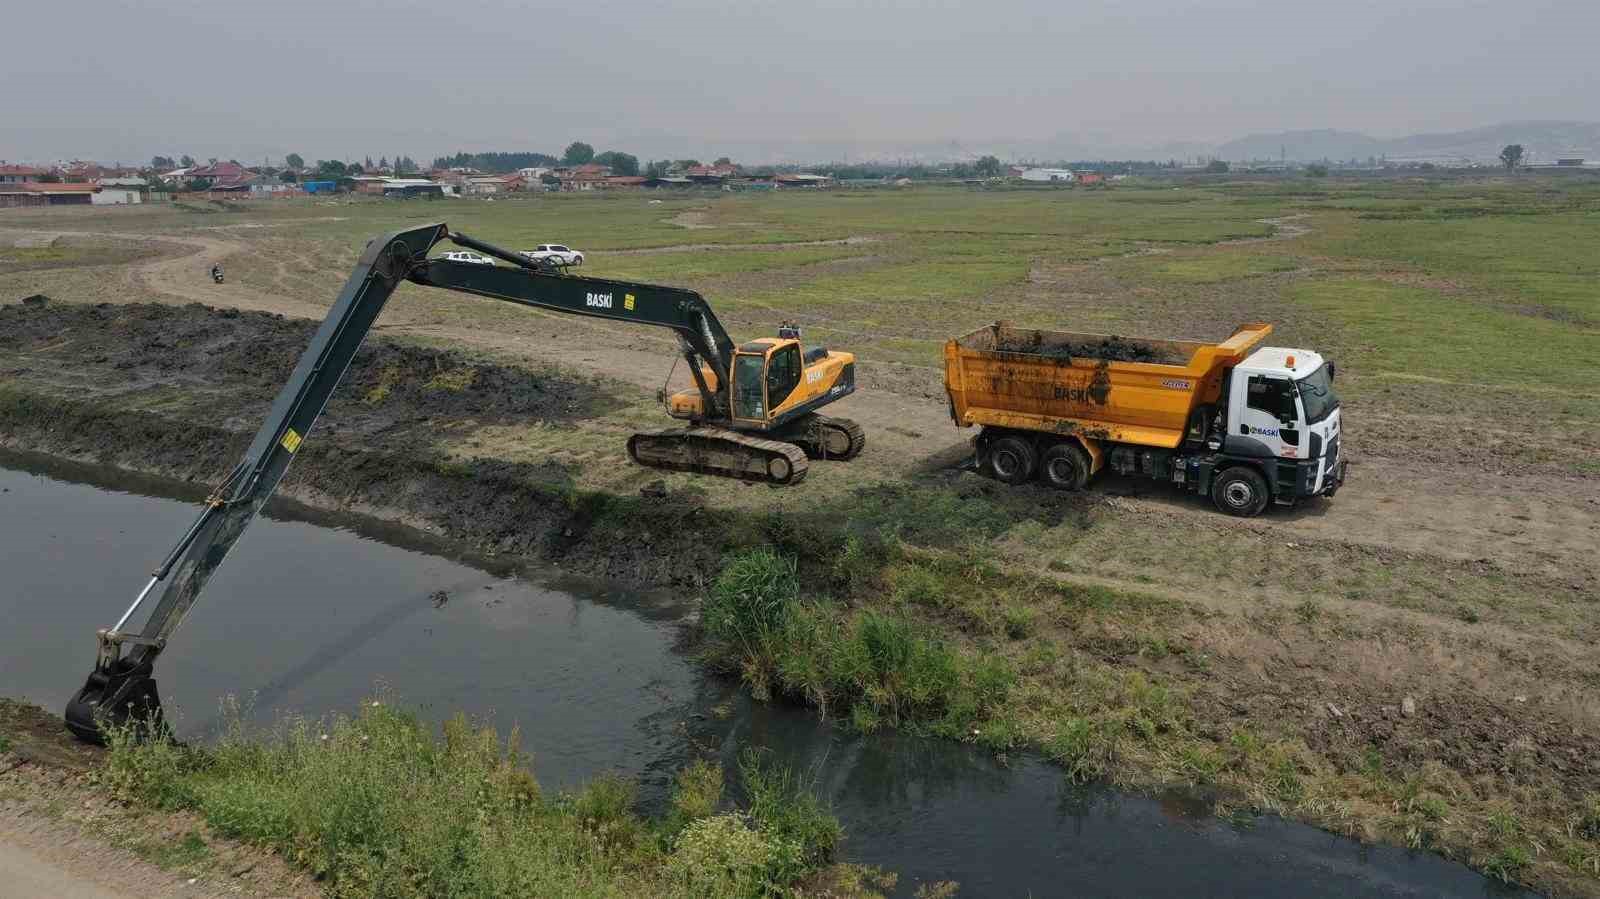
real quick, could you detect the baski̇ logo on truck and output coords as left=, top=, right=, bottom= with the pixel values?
left=586, top=292, right=612, bottom=308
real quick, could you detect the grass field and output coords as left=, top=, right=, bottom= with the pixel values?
left=3, top=173, right=1598, bottom=894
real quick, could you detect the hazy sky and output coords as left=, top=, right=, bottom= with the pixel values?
left=6, top=0, right=1596, bottom=164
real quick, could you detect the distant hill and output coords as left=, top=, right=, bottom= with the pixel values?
left=1216, top=121, right=1600, bottom=163
left=1217, top=129, right=1385, bottom=163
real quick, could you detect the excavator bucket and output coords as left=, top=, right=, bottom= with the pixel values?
left=64, top=656, right=163, bottom=744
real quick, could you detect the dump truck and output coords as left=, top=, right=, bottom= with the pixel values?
left=943, top=321, right=1345, bottom=516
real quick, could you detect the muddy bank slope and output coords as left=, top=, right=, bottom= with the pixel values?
left=0, top=299, right=728, bottom=586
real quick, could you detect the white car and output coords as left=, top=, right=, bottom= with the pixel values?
left=521, top=244, right=585, bottom=266
left=441, top=251, right=494, bottom=266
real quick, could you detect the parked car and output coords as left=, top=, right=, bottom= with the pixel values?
left=441, top=251, right=494, bottom=266
left=520, top=244, right=585, bottom=266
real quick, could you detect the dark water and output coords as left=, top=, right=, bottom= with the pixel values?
left=0, top=450, right=1529, bottom=898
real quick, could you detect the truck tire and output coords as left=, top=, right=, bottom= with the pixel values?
left=1212, top=466, right=1269, bottom=517
left=1039, top=441, right=1090, bottom=490
left=986, top=436, right=1036, bottom=485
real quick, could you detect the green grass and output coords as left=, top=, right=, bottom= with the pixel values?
left=99, top=702, right=853, bottom=899
left=1287, top=279, right=1600, bottom=395
left=1143, top=253, right=1301, bottom=284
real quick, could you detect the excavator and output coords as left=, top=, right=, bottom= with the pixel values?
left=63, top=222, right=864, bottom=743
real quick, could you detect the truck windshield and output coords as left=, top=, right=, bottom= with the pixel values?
left=1296, top=363, right=1339, bottom=423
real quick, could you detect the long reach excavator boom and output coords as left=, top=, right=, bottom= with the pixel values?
left=64, top=222, right=864, bottom=742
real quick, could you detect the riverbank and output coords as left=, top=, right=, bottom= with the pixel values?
left=0, top=698, right=885, bottom=899
left=2, top=298, right=1596, bottom=896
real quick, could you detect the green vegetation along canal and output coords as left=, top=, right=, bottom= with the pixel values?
left=0, top=449, right=1531, bottom=898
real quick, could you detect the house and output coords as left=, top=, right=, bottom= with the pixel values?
left=773, top=172, right=834, bottom=188
left=1076, top=172, right=1105, bottom=185
left=464, top=176, right=510, bottom=195
left=1019, top=168, right=1075, bottom=183
left=599, top=175, right=647, bottom=189
left=516, top=167, right=551, bottom=181
left=379, top=178, right=445, bottom=199
left=556, top=163, right=612, bottom=191
left=0, top=182, right=100, bottom=207
left=247, top=175, right=298, bottom=197
left=0, top=164, right=45, bottom=184
left=682, top=163, right=739, bottom=184
left=644, top=175, right=693, bottom=189
left=349, top=175, right=392, bottom=194
left=184, top=161, right=248, bottom=183
left=92, top=178, right=148, bottom=205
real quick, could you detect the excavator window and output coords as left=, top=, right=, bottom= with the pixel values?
left=766, top=344, right=802, bottom=407
left=733, top=354, right=767, bottom=419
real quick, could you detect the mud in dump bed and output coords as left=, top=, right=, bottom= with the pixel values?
left=960, top=322, right=1196, bottom=366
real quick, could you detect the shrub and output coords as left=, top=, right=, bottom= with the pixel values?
left=890, top=564, right=948, bottom=608
left=670, top=760, right=724, bottom=830
left=104, top=701, right=678, bottom=898
left=703, top=548, right=799, bottom=648
left=740, top=748, right=842, bottom=882
left=1002, top=604, right=1036, bottom=640
left=1047, top=717, right=1116, bottom=783
left=1482, top=844, right=1531, bottom=883
left=667, top=814, right=774, bottom=898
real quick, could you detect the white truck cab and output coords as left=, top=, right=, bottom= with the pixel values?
left=1215, top=347, right=1345, bottom=513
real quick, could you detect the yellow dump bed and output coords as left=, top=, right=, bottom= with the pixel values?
left=943, top=321, right=1273, bottom=449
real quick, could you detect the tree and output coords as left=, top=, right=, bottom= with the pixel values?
left=1499, top=144, right=1524, bottom=171
left=39, top=172, right=62, bottom=183
left=285, top=153, right=304, bottom=170
left=974, top=155, right=1002, bottom=177
left=317, top=159, right=348, bottom=178
left=714, top=156, right=732, bottom=166
left=347, top=163, right=364, bottom=176
left=279, top=170, right=298, bottom=183
left=151, top=155, right=175, bottom=170
left=593, top=151, right=639, bottom=176
left=1305, top=163, right=1329, bottom=178
left=364, top=156, right=374, bottom=170
left=645, top=159, right=670, bottom=178
left=185, top=177, right=212, bottom=191
left=563, top=141, right=595, bottom=166
left=1205, top=159, right=1230, bottom=173
left=180, top=155, right=196, bottom=167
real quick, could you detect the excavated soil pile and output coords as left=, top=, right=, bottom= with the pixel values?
left=994, top=333, right=1183, bottom=365
left=0, top=301, right=618, bottom=433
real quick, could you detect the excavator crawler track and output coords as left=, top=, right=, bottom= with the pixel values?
left=627, top=427, right=810, bottom=486
left=785, top=414, right=867, bottom=460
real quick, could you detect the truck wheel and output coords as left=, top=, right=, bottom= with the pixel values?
left=1039, top=442, right=1090, bottom=490
left=986, top=436, right=1035, bottom=485
left=1212, top=466, right=1269, bottom=517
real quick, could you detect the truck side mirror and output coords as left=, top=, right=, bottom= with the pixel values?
left=1327, top=361, right=1335, bottom=381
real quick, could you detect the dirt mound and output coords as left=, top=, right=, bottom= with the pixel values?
left=0, top=301, right=619, bottom=432
left=996, top=332, right=1182, bottom=364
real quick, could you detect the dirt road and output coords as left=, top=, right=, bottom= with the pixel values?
left=0, top=840, right=124, bottom=899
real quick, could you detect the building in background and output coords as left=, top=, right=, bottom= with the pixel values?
left=0, top=182, right=99, bottom=207
left=0, top=164, right=45, bottom=184
left=92, top=177, right=148, bottom=205
left=1019, top=168, right=1075, bottom=183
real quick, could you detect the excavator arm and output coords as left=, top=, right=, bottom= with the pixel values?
left=62, top=221, right=746, bottom=742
